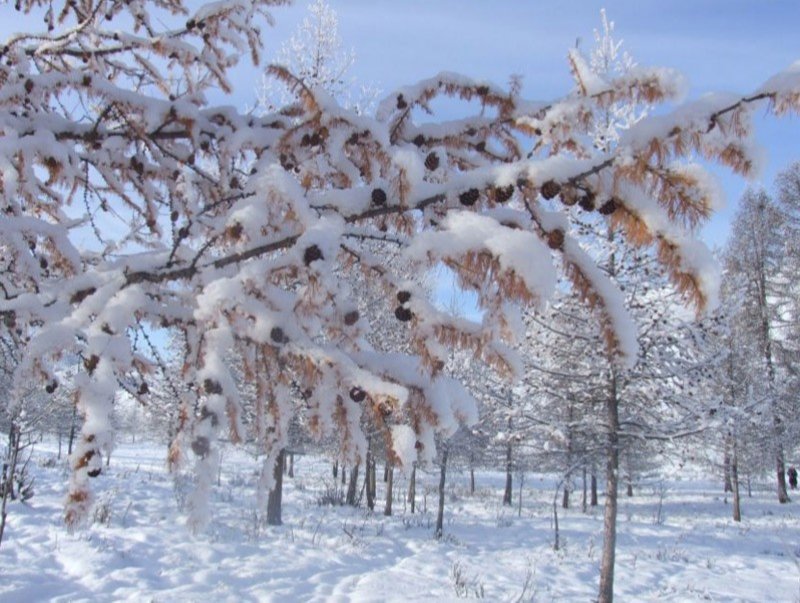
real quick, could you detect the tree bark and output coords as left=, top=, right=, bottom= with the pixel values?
left=503, top=434, right=513, bottom=506
left=731, top=438, right=741, bottom=522
left=470, top=466, right=475, bottom=495
left=345, top=463, right=359, bottom=506
left=288, top=452, right=294, bottom=478
left=266, top=449, right=285, bottom=526
left=598, top=372, right=620, bottom=603
left=723, top=449, right=733, bottom=492
left=562, top=482, right=570, bottom=509
left=776, top=442, right=790, bottom=503
left=582, top=466, right=587, bottom=513
left=333, top=460, right=338, bottom=479
left=384, top=460, right=394, bottom=516
left=368, top=456, right=376, bottom=509
left=67, top=405, right=77, bottom=456
left=408, top=464, right=416, bottom=513
left=591, top=472, right=598, bottom=507
left=366, top=447, right=375, bottom=511
left=435, top=446, right=448, bottom=539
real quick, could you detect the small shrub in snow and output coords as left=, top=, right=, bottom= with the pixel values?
left=450, top=560, right=485, bottom=599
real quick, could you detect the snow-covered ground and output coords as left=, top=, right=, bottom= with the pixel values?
left=2, top=439, right=799, bottom=602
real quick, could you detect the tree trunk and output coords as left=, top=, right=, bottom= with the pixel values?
left=288, top=452, right=294, bottom=478
left=582, top=466, right=587, bottom=513
left=591, top=472, right=598, bottom=506
left=731, top=439, right=741, bottom=522
left=723, top=449, right=733, bottom=492
left=384, top=460, right=394, bottom=516
left=67, top=405, right=77, bottom=456
left=435, top=446, right=448, bottom=539
left=776, top=443, right=790, bottom=503
left=266, top=448, right=285, bottom=526
left=1, top=422, right=23, bottom=548
left=341, top=462, right=347, bottom=485
left=408, top=464, right=416, bottom=513
left=333, top=460, right=338, bottom=479
left=562, top=482, right=570, bottom=509
left=598, top=373, right=620, bottom=603
left=366, top=448, right=375, bottom=511
left=470, top=466, right=475, bottom=495
left=626, top=481, right=633, bottom=497
left=383, top=462, right=389, bottom=483
left=503, top=438, right=513, bottom=506
left=369, top=456, right=376, bottom=508
left=346, top=463, right=359, bottom=506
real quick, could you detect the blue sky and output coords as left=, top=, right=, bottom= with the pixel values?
left=248, top=0, right=800, bottom=248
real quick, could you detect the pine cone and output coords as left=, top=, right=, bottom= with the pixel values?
left=459, top=188, right=480, bottom=206
left=371, top=188, right=387, bottom=206
left=425, top=152, right=439, bottom=171
left=349, top=387, right=366, bottom=402
left=547, top=229, right=565, bottom=250
left=394, top=306, right=413, bottom=322
left=494, top=184, right=514, bottom=203
left=578, top=192, right=596, bottom=212
left=598, top=198, right=619, bottom=215
left=540, top=180, right=561, bottom=200
left=303, top=244, right=324, bottom=266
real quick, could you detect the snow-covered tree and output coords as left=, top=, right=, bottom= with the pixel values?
left=721, top=182, right=800, bottom=504
left=256, top=0, right=377, bottom=114
left=1, top=4, right=799, bottom=571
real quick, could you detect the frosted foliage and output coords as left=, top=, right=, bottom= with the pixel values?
left=257, top=0, right=378, bottom=114
left=588, top=9, right=649, bottom=150
left=0, top=0, right=798, bottom=530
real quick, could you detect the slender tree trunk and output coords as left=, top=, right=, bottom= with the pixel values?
left=626, top=481, right=633, bottom=497
left=0, top=426, right=20, bottom=547
left=384, top=460, right=394, bottom=516
left=266, top=449, right=285, bottom=526
left=562, top=482, right=570, bottom=509
left=758, top=254, right=789, bottom=504
left=470, top=466, right=475, bottom=495
left=723, top=449, right=733, bottom=492
left=582, top=466, right=587, bottom=513
left=369, top=456, right=376, bottom=508
left=435, top=446, right=448, bottom=539
left=503, top=433, right=513, bottom=505
left=383, top=462, right=389, bottom=483
left=333, top=460, right=338, bottom=479
left=776, top=442, right=790, bottom=503
left=591, top=472, right=598, bottom=507
left=67, top=405, right=77, bottom=456
left=341, top=462, right=347, bottom=486
left=408, top=464, right=416, bottom=513
left=57, top=430, right=62, bottom=460
left=731, top=438, right=741, bottom=522
left=366, top=447, right=375, bottom=511
left=288, top=452, right=294, bottom=478
left=346, top=463, right=359, bottom=506
left=598, top=372, right=620, bottom=603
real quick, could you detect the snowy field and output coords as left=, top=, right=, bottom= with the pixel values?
left=2, top=440, right=800, bottom=602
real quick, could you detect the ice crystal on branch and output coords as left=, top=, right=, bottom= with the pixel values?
left=0, top=0, right=799, bottom=529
